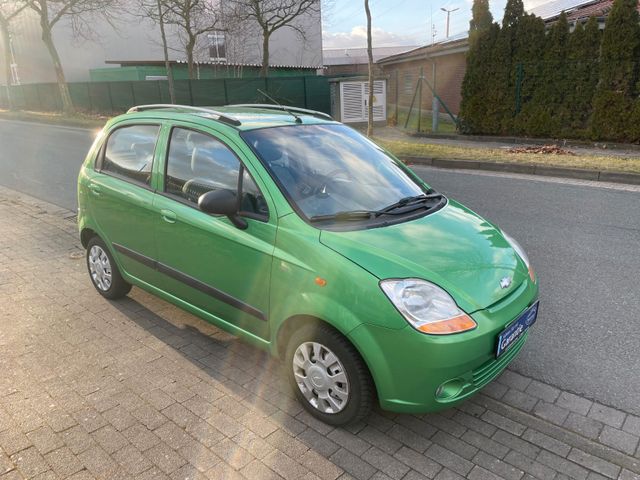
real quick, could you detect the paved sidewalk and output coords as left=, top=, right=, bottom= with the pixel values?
left=0, top=185, right=639, bottom=480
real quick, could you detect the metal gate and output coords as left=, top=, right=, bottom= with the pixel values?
left=340, top=80, right=386, bottom=123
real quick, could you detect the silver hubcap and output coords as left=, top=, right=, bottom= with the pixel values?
left=293, top=342, right=350, bottom=414
left=88, top=245, right=112, bottom=292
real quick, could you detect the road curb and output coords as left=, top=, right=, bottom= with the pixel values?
left=474, top=394, right=640, bottom=476
left=402, top=156, right=640, bottom=185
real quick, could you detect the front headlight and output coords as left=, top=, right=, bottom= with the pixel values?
left=502, top=231, right=535, bottom=282
left=380, top=279, right=477, bottom=335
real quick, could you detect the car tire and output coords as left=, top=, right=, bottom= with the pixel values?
left=86, top=237, right=132, bottom=300
left=285, top=322, right=374, bottom=426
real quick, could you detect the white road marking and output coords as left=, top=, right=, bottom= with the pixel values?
left=411, top=165, right=640, bottom=193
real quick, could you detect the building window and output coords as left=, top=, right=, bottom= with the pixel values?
left=208, top=31, right=226, bottom=63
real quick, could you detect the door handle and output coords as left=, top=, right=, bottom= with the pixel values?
left=160, top=209, right=177, bottom=224
left=88, top=184, right=101, bottom=196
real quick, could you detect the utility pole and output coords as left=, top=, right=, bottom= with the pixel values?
left=440, top=7, right=459, bottom=38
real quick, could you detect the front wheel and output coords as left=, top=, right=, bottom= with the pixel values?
left=86, top=237, right=131, bottom=300
left=285, top=323, right=374, bottom=426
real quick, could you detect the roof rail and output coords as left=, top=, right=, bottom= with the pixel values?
left=127, top=104, right=241, bottom=126
left=228, top=104, right=333, bottom=121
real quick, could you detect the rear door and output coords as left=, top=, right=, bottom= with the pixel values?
left=152, top=124, right=277, bottom=340
left=87, top=122, right=162, bottom=282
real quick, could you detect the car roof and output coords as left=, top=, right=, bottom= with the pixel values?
left=117, top=104, right=336, bottom=131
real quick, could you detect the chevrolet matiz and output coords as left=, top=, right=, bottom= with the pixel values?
left=77, top=104, right=539, bottom=425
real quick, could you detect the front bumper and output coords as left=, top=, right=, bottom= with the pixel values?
left=349, top=278, right=538, bottom=413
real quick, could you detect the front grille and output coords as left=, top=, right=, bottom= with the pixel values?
left=471, top=333, right=528, bottom=388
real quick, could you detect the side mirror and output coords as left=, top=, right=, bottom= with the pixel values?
left=198, top=189, right=248, bottom=230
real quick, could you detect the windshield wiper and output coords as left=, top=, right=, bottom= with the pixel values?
left=310, top=211, right=377, bottom=222
left=309, top=193, right=445, bottom=223
left=375, top=193, right=444, bottom=216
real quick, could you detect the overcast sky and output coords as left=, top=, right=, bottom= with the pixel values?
left=322, top=0, right=551, bottom=49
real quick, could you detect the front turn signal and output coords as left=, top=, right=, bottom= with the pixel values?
left=417, top=314, right=477, bottom=335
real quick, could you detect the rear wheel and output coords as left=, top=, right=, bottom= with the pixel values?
left=86, top=237, right=131, bottom=300
left=285, top=323, right=374, bottom=426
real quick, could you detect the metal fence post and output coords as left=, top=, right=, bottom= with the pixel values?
left=417, top=67, right=423, bottom=133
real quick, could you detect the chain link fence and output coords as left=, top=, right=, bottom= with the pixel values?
left=0, top=76, right=331, bottom=114
left=386, top=62, right=467, bottom=134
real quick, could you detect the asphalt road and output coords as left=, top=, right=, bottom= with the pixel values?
left=1, top=119, right=639, bottom=415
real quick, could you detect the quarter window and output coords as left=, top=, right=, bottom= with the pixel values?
left=101, top=125, right=159, bottom=186
left=165, top=128, right=268, bottom=218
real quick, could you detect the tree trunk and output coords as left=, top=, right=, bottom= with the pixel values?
left=260, top=30, right=270, bottom=77
left=41, top=26, right=73, bottom=112
left=156, top=0, right=175, bottom=103
left=186, top=39, right=196, bottom=80
left=0, top=16, right=13, bottom=109
left=364, top=0, right=374, bottom=137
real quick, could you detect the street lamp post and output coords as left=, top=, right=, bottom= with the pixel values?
left=440, top=7, right=459, bottom=38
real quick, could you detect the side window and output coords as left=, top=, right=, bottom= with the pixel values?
left=101, top=125, right=159, bottom=186
left=165, top=128, right=268, bottom=219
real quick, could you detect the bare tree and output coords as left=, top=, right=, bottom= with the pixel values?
left=142, top=0, right=224, bottom=80
left=155, top=0, right=175, bottom=102
left=364, top=0, right=373, bottom=136
left=25, top=0, right=120, bottom=112
left=0, top=1, right=26, bottom=109
left=227, top=0, right=320, bottom=77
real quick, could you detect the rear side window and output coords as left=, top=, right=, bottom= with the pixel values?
left=165, top=128, right=268, bottom=218
left=101, top=125, right=160, bottom=186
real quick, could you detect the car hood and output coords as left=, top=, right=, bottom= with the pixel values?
left=319, top=200, right=528, bottom=313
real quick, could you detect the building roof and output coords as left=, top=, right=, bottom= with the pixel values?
left=376, top=37, right=469, bottom=65
left=529, top=0, right=596, bottom=20
left=105, top=60, right=320, bottom=69
left=322, top=46, right=418, bottom=66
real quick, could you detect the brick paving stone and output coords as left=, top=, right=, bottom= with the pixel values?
left=262, top=450, right=310, bottom=480
left=112, top=444, right=154, bottom=475
left=493, top=430, right=540, bottom=459
left=25, top=427, right=63, bottom=456
left=265, top=429, right=309, bottom=458
left=177, top=440, right=221, bottom=472
left=296, top=429, right=340, bottom=458
left=621, top=416, right=640, bottom=437
left=240, top=459, right=283, bottom=480
left=537, top=450, right=589, bottom=480
left=208, top=438, right=253, bottom=470
left=567, top=449, right=620, bottom=479
left=356, top=426, right=401, bottom=456
left=170, top=463, right=210, bottom=480
left=451, top=410, right=497, bottom=438
left=588, top=405, right=626, bottom=429
left=44, top=446, right=84, bottom=477
left=144, top=442, right=187, bottom=475
left=431, top=431, right=478, bottom=461
left=533, top=401, right=571, bottom=426
left=77, top=445, right=120, bottom=478
left=0, top=429, right=32, bottom=456
left=564, top=413, right=605, bottom=440
left=425, top=443, right=474, bottom=477
left=361, top=446, right=409, bottom=479
left=122, top=424, right=161, bottom=451
left=498, top=370, right=532, bottom=392
left=461, top=430, right=510, bottom=459
left=556, top=392, right=593, bottom=416
left=10, top=447, right=49, bottom=479
left=60, top=426, right=95, bottom=455
left=504, top=450, right=556, bottom=479
left=299, top=450, right=343, bottom=480
left=598, top=426, right=639, bottom=456
left=433, top=469, right=465, bottom=480
left=467, top=465, right=505, bottom=480
left=393, top=446, right=441, bottom=479
left=619, top=469, right=640, bottom=480
left=329, top=449, right=376, bottom=480
left=525, top=380, right=561, bottom=403
left=501, top=389, right=539, bottom=412
left=327, top=430, right=371, bottom=456
left=385, top=425, right=432, bottom=454
left=481, top=411, right=526, bottom=437
left=91, top=425, right=129, bottom=454
left=472, top=451, right=524, bottom=480
left=521, top=428, right=571, bottom=457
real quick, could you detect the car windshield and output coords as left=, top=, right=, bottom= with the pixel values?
left=242, top=124, right=429, bottom=220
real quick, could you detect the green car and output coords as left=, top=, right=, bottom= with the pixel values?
left=77, top=104, right=538, bottom=425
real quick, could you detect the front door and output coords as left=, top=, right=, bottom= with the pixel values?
left=153, top=125, right=276, bottom=340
